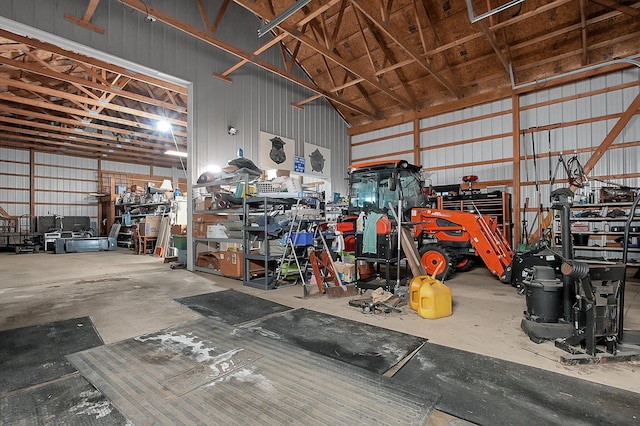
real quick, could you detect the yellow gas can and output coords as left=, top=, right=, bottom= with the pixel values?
left=409, top=275, right=437, bottom=311
left=418, top=279, right=452, bottom=319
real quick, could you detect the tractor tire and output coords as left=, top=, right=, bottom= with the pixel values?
left=456, top=257, right=474, bottom=272
left=419, top=244, right=456, bottom=280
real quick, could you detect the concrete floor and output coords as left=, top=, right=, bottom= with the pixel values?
left=1, top=250, right=639, bottom=417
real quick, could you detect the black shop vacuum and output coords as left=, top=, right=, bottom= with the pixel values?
left=520, top=189, right=640, bottom=363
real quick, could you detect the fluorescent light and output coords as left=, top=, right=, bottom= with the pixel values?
left=165, top=150, right=187, bottom=158
left=465, top=0, right=525, bottom=23
left=258, top=0, right=311, bottom=38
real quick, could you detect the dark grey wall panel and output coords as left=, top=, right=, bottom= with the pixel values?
left=1, top=0, right=349, bottom=194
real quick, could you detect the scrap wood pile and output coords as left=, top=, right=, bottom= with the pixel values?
left=348, top=288, right=406, bottom=315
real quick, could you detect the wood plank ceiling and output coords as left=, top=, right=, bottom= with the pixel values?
left=1, top=0, right=639, bottom=167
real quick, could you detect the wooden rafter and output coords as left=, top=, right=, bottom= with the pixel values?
left=232, top=0, right=413, bottom=109
left=590, top=0, right=640, bottom=16
left=578, top=92, right=640, bottom=183
left=0, top=76, right=186, bottom=129
left=413, top=1, right=460, bottom=92
left=349, top=0, right=460, bottom=98
left=579, top=0, right=589, bottom=67
left=0, top=104, right=186, bottom=149
left=360, top=12, right=416, bottom=107
left=0, top=30, right=187, bottom=95
left=214, top=32, right=288, bottom=82
left=292, top=94, right=323, bottom=109
left=0, top=53, right=184, bottom=112
left=64, top=0, right=104, bottom=34
left=212, top=0, right=232, bottom=33
left=476, top=21, right=511, bottom=75
left=0, top=92, right=187, bottom=138
left=330, top=0, right=348, bottom=52
left=118, top=0, right=375, bottom=118
left=196, top=0, right=213, bottom=33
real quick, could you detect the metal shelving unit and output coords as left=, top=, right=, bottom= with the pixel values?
left=243, top=196, right=295, bottom=290
left=556, top=201, right=640, bottom=264
left=191, top=174, right=251, bottom=277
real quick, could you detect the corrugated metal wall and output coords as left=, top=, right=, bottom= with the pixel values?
left=419, top=99, right=513, bottom=186
left=1, top=0, right=350, bottom=195
left=352, top=69, right=639, bottom=195
left=0, top=146, right=177, bottom=232
left=34, top=152, right=98, bottom=219
left=351, top=67, right=640, bottom=249
left=0, top=147, right=30, bottom=217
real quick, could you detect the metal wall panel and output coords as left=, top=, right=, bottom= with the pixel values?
left=31, top=152, right=97, bottom=220
left=101, top=160, right=151, bottom=175
left=1, top=0, right=349, bottom=195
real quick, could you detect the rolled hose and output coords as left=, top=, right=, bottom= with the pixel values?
left=561, top=260, right=589, bottom=279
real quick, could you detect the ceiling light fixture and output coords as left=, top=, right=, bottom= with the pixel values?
left=157, top=120, right=172, bottom=132
left=465, top=0, right=525, bottom=23
left=165, top=150, right=188, bottom=158
left=258, top=0, right=311, bottom=38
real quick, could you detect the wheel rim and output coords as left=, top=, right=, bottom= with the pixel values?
left=457, top=258, right=469, bottom=268
left=421, top=250, right=447, bottom=275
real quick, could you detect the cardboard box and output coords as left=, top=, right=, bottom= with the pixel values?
left=171, top=225, right=186, bottom=235
left=333, top=261, right=356, bottom=283
left=140, top=216, right=162, bottom=237
left=207, top=224, right=227, bottom=239
left=192, top=213, right=227, bottom=237
left=219, top=251, right=243, bottom=278
left=196, top=251, right=221, bottom=269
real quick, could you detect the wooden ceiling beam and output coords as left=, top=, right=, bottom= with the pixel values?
left=0, top=131, right=167, bottom=164
left=64, top=0, right=105, bottom=34
left=0, top=139, right=178, bottom=167
left=590, top=0, right=640, bottom=16
left=214, top=32, right=288, bottom=81
left=212, top=0, right=232, bottom=33
left=196, top=0, right=213, bottom=32
left=574, top=92, right=640, bottom=191
left=360, top=12, right=416, bottom=107
left=0, top=76, right=187, bottom=129
left=232, top=0, right=413, bottom=109
left=0, top=29, right=187, bottom=95
left=295, top=0, right=344, bottom=28
left=579, top=0, right=589, bottom=66
left=0, top=54, right=184, bottom=112
left=476, top=21, right=510, bottom=76
left=0, top=104, right=185, bottom=148
left=0, top=124, right=171, bottom=157
left=349, top=0, right=459, bottom=98
left=292, top=93, right=323, bottom=109
left=287, top=40, right=302, bottom=72
left=352, top=6, right=377, bottom=76
left=0, top=92, right=188, bottom=138
left=330, top=0, right=348, bottom=52
left=118, top=0, right=375, bottom=118
left=414, top=1, right=460, bottom=92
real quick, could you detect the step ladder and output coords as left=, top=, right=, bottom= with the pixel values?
left=276, top=199, right=307, bottom=285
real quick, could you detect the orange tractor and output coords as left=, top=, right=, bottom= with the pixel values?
left=347, top=160, right=513, bottom=281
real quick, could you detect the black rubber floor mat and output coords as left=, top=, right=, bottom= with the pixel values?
left=0, top=317, right=103, bottom=394
left=67, top=318, right=437, bottom=425
left=0, top=374, right=129, bottom=425
left=245, top=308, right=426, bottom=375
left=391, top=342, right=640, bottom=426
left=175, top=289, right=292, bottom=325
